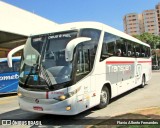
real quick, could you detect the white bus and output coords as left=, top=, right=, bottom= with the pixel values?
left=8, top=22, right=152, bottom=115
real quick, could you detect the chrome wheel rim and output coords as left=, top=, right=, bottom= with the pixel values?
left=142, top=77, right=145, bottom=86
left=100, top=90, right=107, bottom=104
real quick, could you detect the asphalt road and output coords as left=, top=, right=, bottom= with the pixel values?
left=0, top=72, right=160, bottom=127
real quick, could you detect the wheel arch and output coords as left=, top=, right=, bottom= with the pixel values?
left=103, top=83, right=112, bottom=99
left=142, top=73, right=146, bottom=81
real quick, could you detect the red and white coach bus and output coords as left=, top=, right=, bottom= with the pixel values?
left=8, top=22, right=152, bottom=115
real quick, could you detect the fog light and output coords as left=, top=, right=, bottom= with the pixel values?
left=59, top=95, right=66, bottom=100
left=66, top=106, right=71, bottom=111
left=17, top=92, right=22, bottom=97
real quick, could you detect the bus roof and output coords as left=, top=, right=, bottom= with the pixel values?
left=31, top=21, right=150, bottom=47
left=0, top=56, right=21, bottom=62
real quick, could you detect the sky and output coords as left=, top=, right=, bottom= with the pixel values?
left=3, top=0, right=160, bottom=31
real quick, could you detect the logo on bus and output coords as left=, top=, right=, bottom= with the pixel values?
left=108, top=65, right=131, bottom=74
left=35, top=99, right=39, bottom=104
left=0, top=74, right=19, bottom=81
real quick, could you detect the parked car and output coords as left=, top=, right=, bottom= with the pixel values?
left=152, top=65, right=160, bottom=70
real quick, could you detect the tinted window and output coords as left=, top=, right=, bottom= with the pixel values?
left=75, top=29, right=101, bottom=82
left=13, top=61, right=20, bottom=72
left=79, top=28, right=101, bottom=41
left=135, top=43, right=141, bottom=57
left=146, top=47, right=151, bottom=57
left=127, top=41, right=135, bottom=57
left=0, top=61, right=20, bottom=73
left=100, top=32, right=150, bottom=59
left=116, top=38, right=127, bottom=57
left=79, top=29, right=101, bottom=69
left=43, top=31, right=77, bottom=69
left=31, top=36, right=46, bottom=53
left=140, top=45, right=146, bottom=57
left=0, top=62, right=13, bottom=73
left=100, top=32, right=116, bottom=61
left=75, top=45, right=90, bottom=81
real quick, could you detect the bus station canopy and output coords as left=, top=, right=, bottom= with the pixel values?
left=0, top=1, right=57, bottom=49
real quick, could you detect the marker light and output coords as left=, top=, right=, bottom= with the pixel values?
left=59, top=95, right=66, bottom=100
left=57, top=86, right=81, bottom=101
left=66, top=106, right=71, bottom=111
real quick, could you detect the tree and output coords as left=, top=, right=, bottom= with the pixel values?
left=133, top=33, right=160, bottom=68
left=133, top=33, right=160, bottom=49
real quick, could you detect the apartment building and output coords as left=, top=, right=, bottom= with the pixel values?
left=123, top=13, right=142, bottom=35
left=143, top=10, right=159, bottom=35
left=124, top=3, right=160, bottom=36
left=156, top=3, right=160, bottom=34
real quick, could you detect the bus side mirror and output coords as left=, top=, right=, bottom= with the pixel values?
left=65, top=37, right=91, bottom=61
left=7, top=45, right=25, bottom=67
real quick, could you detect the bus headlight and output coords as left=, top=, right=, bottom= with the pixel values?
left=59, top=95, right=66, bottom=100
left=58, top=86, right=81, bottom=101
left=17, top=92, right=22, bottom=97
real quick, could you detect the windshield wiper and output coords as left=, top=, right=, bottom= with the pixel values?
left=24, top=63, right=52, bottom=90
left=39, top=65, right=53, bottom=89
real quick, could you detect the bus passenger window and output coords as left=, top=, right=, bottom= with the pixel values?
left=146, top=47, right=151, bottom=57
left=135, top=44, right=140, bottom=58
left=127, top=41, right=134, bottom=57
left=0, top=62, right=13, bottom=73
left=116, top=38, right=127, bottom=57
left=100, top=32, right=116, bottom=61
left=128, top=51, right=132, bottom=56
left=116, top=49, right=122, bottom=56
left=140, top=45, right=145, bottom=58
left=136, top=52, right=139, bottom=57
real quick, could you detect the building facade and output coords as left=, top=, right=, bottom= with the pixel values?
left=123, top=13, right=142, bottom=35
left=156, top=3, right=160, bottom=34
left=124, top=3, right=160, bottom=36
left=0, top=1, right=57, bottom=58
left=143, top=10, right=159, bottom=35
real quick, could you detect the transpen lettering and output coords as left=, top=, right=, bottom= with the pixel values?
left=108, top=65, right=131, bottom=73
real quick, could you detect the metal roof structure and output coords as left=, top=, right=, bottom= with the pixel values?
left=0, top=1, right=57, bottom=49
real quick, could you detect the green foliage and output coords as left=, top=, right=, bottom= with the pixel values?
left=133, top=33, right=160, bottom=49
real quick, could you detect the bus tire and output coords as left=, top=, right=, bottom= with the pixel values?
left=140, top=75, right=145, bottom=88
left=97, top=86, right=110, bottom=109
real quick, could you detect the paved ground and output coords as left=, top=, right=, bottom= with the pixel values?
left=0, top=95, right=18, bottom=114
left=0, top=72, right=160, bottom=127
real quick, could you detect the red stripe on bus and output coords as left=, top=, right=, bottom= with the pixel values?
left=46, top=91, right=49, bottom=99
left=138, top=61, right=152, bottom=63
left=106, top=61, right=134, bottom=64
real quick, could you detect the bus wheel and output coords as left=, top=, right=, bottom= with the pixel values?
left=97, top=86, right=110, bottom=109
left=140, top=75, right=145, bottom=88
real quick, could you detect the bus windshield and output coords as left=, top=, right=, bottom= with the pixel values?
left=19, top=29, right=101, bottom=91
left=41, top=31, right=78, bottom=85
left=19, top=31, right=78, bottom=90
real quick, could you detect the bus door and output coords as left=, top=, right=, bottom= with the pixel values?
left=75, top=44, right=91, bottom=110
left=134, top=46, right=142, bottom=86
left=135, top=60, right=142, bottom=86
